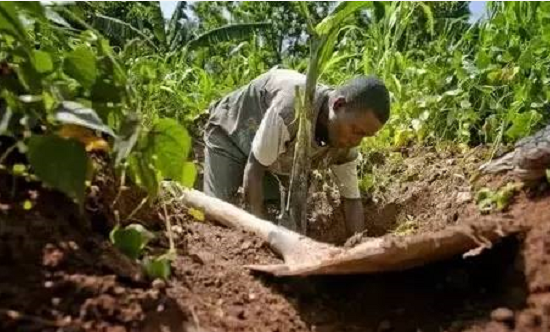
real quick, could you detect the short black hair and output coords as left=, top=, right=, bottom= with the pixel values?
left=336, top=75, right=390, bottom=123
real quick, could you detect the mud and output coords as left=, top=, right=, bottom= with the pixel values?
left=1, top=146, right=550, bottom=331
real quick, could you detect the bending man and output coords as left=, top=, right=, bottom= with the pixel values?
left=203, top=68, right=390, bottom=237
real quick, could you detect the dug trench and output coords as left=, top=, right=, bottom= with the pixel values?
left=1, top=146, right=550, bottom=332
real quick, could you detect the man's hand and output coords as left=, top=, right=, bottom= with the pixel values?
left=342, top=197, right=365, bottom=237
left=243, top=154, right=266, bottom=218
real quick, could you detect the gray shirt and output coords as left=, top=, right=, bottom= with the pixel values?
left=207, top=68, right=360, bottom=198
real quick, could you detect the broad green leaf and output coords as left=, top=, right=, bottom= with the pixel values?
left=487, top=70, right=501, bottom=83
left=518, top=49, right=532, bottom=70
left=98, top=39, right=127, bottom=87
left=318, top=29, right=342, bottom=76
left=110, top=224, right=154, bottom=260
left=91, top=78, right=122, bottom=103
left=16, top=2, right=45, bottom=20
left=315, top=2, right=371, bottom=36
left=44, top=7, right=71, bottom=28
left=33, top=50, right=53, bottom=74
left=17, top=61, right=42, bottom=93
left=63, top=46, right=97, bottom=89
left=28, top=135, right=88, bottom=205
left=418, top=2, right=434, bottom=36
left=167, top=1, right=188, bottom=46
left=92, top=14, right=158, bottom=51
left=476, top=50, right=491, bottom=69
left=129, top=119, right=191, bottom=196
left=150, top=1, right=167, bottom=47
left=185, top=23, right=270, bottom=51
left=181, top=162, right=197, bottom=188
left=143, top=256, right=171, bottom=280
left=0, top=2, right=30, bottom=46
left=506, top=110, right=542, bottom=141
left=145, top=118, right=191, bottom=182
left=129, top=153, right=159, bottom=196
left=113, top=113, right=140, bottom=166
left=55, top=101, right=115, bottom=136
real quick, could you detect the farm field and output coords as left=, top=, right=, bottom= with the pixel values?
left=1, top=2, right=550, bottom=332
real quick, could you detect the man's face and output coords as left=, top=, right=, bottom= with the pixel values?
left=327, top=98, right=384, bottom=148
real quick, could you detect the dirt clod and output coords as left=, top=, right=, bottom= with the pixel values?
left=152, top=279, right=167, bottom=290
left=491, top=308, right=515, bottom=323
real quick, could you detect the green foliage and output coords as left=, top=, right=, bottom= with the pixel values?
left=193, top=2, right=334, bottom=64
left=306, top=1, right=550, bottom=154
left=142, top=255, right=171, bottom=280
left=185, top=22, right=270, bottom=50
left=128, top=118, right=195, bottom=196
left=110, top=223, right=155, bottom=260
left=28, top=135, right=89, bottom=206
left=181, top=162, right=198, bottom=188
left=110, top=223, right=172, bottom=280
left=79, top=1, right=268, bottom=54
left=33, top=50, right=53, bottom=74
left=475, top=183, right=523, bottom=214
left=315, top=2, right=370, bottom=36
left=0, top=2, right=197, bottom=207
left=0, top=2, right=30, bottom=46
left=63, top=46, right=98, bottom=89
left=285, top=1, right=374, bottom=231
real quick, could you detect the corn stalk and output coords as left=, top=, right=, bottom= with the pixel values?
left=283, top=2, right=372, bottom=233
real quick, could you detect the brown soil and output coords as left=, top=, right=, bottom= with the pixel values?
left=1, top=146, right=550, bottom=332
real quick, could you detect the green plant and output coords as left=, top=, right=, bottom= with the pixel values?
left=142, top=255, right=172, bottom=280
left=0, top=2, right=197, bottom=204
left=0, top=2, right=198, bottom=279
left=284, top=1, right=372, bottom=231
left=475, top=182, right=523, bottom=214
left=110, top=223, right=155, bottom=260
left=79, top=1, right=269, bottom=54
left=110, top=223, right=173, bottom=280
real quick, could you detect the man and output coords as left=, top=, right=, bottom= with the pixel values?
left=203, top=68, right=390, bottom=237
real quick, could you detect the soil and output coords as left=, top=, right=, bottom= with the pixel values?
left=1, top=146, right=550, bottom=332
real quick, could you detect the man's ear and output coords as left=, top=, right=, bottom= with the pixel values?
left=332, top=96, right=346, bottom=112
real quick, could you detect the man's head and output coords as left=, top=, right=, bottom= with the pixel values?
left=326, top=76, right=390, bottom=148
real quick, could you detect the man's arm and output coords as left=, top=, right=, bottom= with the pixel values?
left=342, top=198, right=365, bottom=236
left=246, top=99, right=292, bottom=218
left=243, top=153, right=266, bottom=218
left=331, top=151, right=365, bottom=237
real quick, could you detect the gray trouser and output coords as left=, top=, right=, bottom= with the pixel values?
left=203, top=124, right=284, bottom=203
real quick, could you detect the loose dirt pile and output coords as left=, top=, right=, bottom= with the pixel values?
left=307, top=145, right=496, bottom=244
left=1, top=146, right=550, bottom=332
